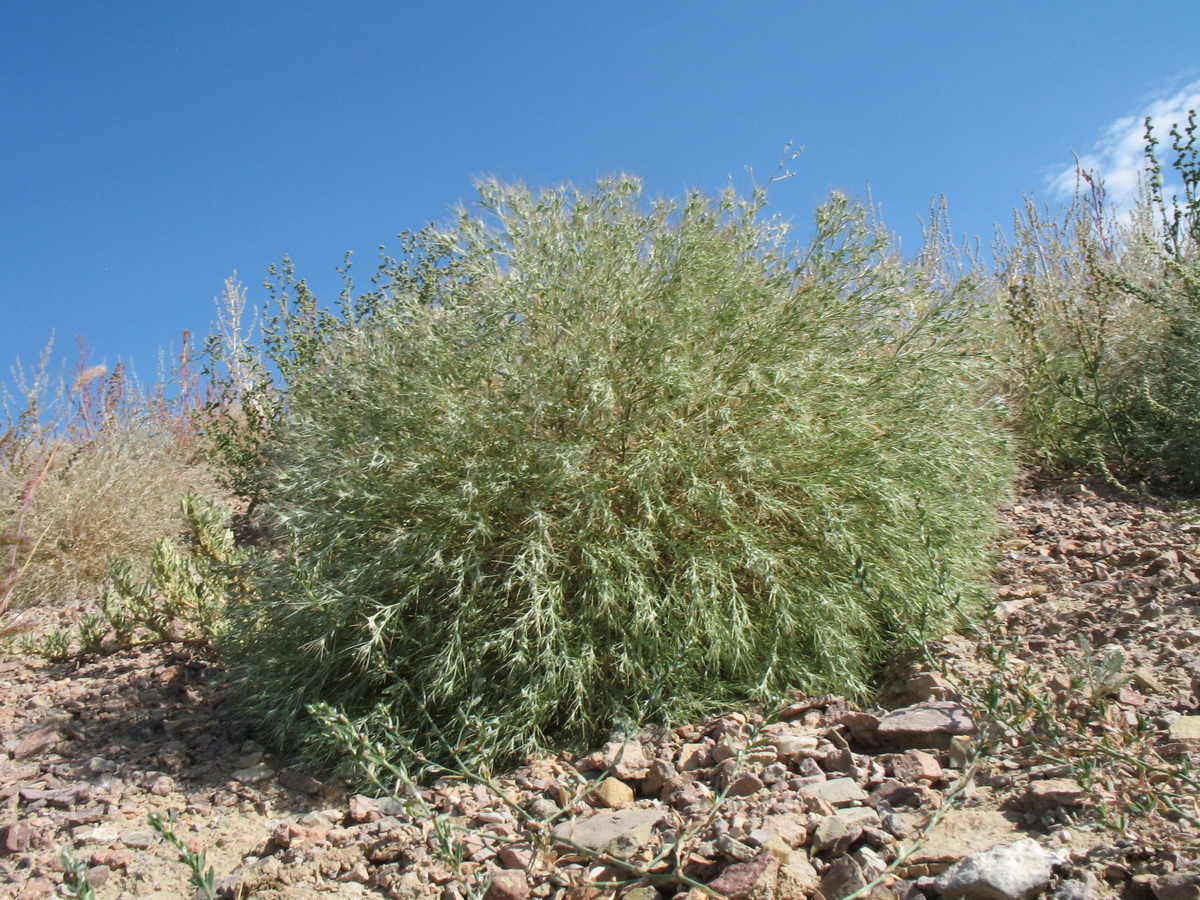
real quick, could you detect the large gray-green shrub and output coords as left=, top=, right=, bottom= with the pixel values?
left=224, top=178, right=1013, bottom=771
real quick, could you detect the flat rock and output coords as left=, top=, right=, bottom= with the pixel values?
left=13, top=722, right=61, bottom=760
left=933, top=838, right=1057, bottom=900
left=1168, top=716, right=1200, bottom=746
left=797, top=777, right=867, bottom=806
left=877, top=702, right=975, bottom=750
left=1024, top=778, right=1087, bottom=809
left=550, top=807, right=664, bottom=853
left=899, top=809, right=1027, bottom=869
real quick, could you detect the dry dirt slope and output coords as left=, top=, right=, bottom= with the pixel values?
left=0, top=477, right=1197, bottom=899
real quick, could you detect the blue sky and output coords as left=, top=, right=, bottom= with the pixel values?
left=2, top=2, right=1198, bottom=392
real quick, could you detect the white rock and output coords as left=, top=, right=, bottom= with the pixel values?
left=933, top=838, right=1058, bottom=900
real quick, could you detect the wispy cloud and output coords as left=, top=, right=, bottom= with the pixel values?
left=1050, top=77, right=1200, bottom=211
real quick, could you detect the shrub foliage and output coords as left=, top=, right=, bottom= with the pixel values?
left=222, top=178, right=1014, bottom=771
left=996, top=111, right=1200, bottom=490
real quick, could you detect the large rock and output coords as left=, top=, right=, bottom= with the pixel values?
left=877, top=702, right=975, bottom=751
left=550, top=807, right=664, bottom=855
left=933, top=838, right=1058, bottom=900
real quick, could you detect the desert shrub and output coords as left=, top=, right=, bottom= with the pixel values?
left=222, top=177, right=1014, bottom=772
left=996, top=111, right=1200, bottom=490
left=0, top=341, right=222, bottom=608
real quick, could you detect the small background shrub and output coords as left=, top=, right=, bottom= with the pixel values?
left=995, top=111, right=1200, bottom=491
left=1, top=336, right=223, bottom=611
left=222, top=177, right=1015, bottom=772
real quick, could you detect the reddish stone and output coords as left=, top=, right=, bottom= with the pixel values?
left=347, top=794, right=382, bottom=823
left=890, top=750, right=943, bottom=784
left=484, top=869, right=530, bottom=900
left=706, top=852, right=780, bottom=900
left=1, top=821, right=32, bottom=853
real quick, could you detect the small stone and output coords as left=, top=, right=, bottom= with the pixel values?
left=146, top=774, right=174, bottom=796
left=232, top=761, right=274, bottom=784
left=340, top=862, right=372, bottom=884
left=484, top=869, right=529, bottom=900
left=798, top=776, right=868, bottom=806
left=758, top=814, right=808, bottom=849
left=1051, top=875, right=1098, bottom=900
left=810, top=815, right=849, bottom=853
left=591, top=777, right=635, bottom=809
left=706, top=852, right=779, bottom=900
left=348, top=794, right=382, bottom=823
left=1150, top=873, right=1200, bottom=900
left=598, top=740, right=651, bottom=780
left=761, top=762, right=790, bottom=784
left=120, top=830, right=156, bottom=849
left=527, top=798, right=560, bottom=821
left=713, top=735, right=740, bottom=763
left=1168, top=716, right=1200, bottom=747
left=1, top=821, right=32, bottom=853
left=778, top=854, right=821, bottom=895
left=769, top=734, right=821, bottom=761
left=820, top=855, right=867, bottom=900
left=890, top=750, right=943, bottom=783
left=726, top=772, right=764, bottom=797
left=1025, top=778, right=1088, bottom=810
left=641, top=758, right=677, bottom=797
left=498, top=844, right=534, bottom=870
left=86, top=865, right=111, bottom=889
left=679, top=742, right=713, bottom=771
left=933, top=838, right=1057, bottom=900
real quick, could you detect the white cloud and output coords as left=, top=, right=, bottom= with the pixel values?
left=1050, top=78, right=1200, bottom=212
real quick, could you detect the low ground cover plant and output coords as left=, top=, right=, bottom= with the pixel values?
left=220, top=177, right=1015, bottom=772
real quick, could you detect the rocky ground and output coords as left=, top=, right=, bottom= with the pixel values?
left=1, top=477, right=1198, bottom=900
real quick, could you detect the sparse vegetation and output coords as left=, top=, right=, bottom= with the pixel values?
left=0, top=337, right=223, bottom=614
